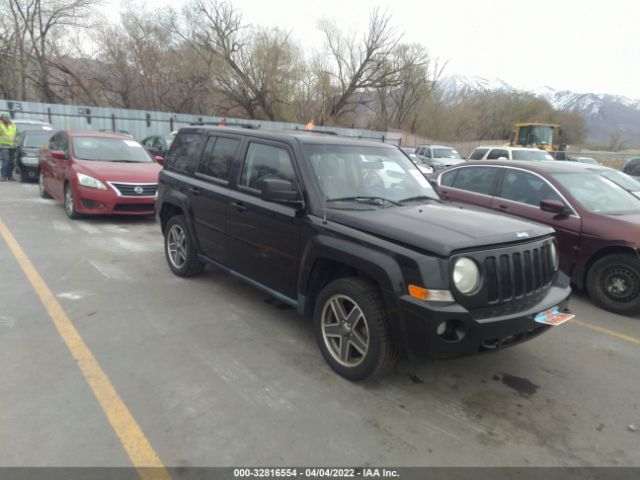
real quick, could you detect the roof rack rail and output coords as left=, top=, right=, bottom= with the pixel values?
left=292, top=126, right=338, bottom=135
left=189, top=121, right=260, bottom=129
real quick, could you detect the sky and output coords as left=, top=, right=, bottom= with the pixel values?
left=97, top=0, right=640, bottom=98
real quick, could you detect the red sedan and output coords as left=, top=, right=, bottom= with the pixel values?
left=38, top=131, right=162, bottom=218
left=435, top=160, right=640, bottom=316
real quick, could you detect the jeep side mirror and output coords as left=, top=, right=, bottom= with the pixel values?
left=259, top=178, right=302, bottom=206
left=540, top=199, right=566, bottom=215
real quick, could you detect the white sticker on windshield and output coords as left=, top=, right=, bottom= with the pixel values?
left=124, top=140, right=142, bottom=148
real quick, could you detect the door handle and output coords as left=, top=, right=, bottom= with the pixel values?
left=498, top=204, right=509, bottom=210
left=189, top=186, right=201, bottom=196
left=231, top=201, right=247, bottom=212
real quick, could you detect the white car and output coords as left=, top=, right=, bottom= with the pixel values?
left=468, top=145, right=555, bottom=161
left=415, top=144, right=466, bottom=167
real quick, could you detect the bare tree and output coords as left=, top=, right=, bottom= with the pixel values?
left=372, top=44, right=445, bottom=131
left=318, top=8, right=412, bottom=122
left=181, top=0, right=301, bottom=120
left=8, top=0, right=95, bottom=102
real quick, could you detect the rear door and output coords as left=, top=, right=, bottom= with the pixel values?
left=226, top=140, right=303, bottom=300
left=50, top=133, right=70, bottom=200
left=437, top=165, right=501, bottom=208
left=491, top=168, right=582, bottom=274
left=191, top=134, right=241, bottom=264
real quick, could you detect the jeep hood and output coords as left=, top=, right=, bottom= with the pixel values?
left=328, top=202, right=553, bottom=257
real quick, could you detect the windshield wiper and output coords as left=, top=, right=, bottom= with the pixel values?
left=398, top=195, right=440, bottom=204
left=326, top=196, right=401, bottom=206
left=110, top=160, right=141, bottom=163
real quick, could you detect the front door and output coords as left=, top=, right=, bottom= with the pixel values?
left=491, top=168, right=582, bottom=275
left=226, top=141, right=303, bottom=300
left=46, top=132, right=69, bottom=200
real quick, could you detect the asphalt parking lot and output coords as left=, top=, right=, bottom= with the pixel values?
left=1, top=181, right=639, bottom=469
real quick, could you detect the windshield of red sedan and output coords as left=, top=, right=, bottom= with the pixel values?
left=72, top=137, right=153, bottom=163
left=553, top=172, right=640, bottom=214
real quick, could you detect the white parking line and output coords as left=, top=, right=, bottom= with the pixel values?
left=77, top=223, right=102, bottom=235
left=88, top=260, right=132, bottom=282
left=51, top=220, right=73, bottom=233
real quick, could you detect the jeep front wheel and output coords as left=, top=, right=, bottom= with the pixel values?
left=164, top=215, right=204, bottom=277
left=313, top=278, right=396, bottom=381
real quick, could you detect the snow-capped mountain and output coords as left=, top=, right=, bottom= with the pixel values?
left=438, top=75, right=640, bottom=142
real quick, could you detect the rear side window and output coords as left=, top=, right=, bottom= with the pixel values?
left=486, top=149, right=509, bottom=160
left=440, top=169, right=458, bottom=186
left=198, top=136, right=240, bottom=181
left=469, top=148, right=488, bottom=160
left=451, top=166, right=499, bottom=195
left=240, top=143, right=297, bottom=190
left=165, top=132, right=205, bottom=172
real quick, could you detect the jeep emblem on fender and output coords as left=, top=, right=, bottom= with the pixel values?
left=516, top=232, right=529, bottom=238
left=134, top=186, right=144, bottom=195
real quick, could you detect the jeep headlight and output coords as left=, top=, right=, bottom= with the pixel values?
left=77, top=173, right=107, bottom=190
left=550, top=242, right=559, bottom=271
left=453, top=257, right=480, bottom=295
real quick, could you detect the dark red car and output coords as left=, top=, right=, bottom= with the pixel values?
left=435, top=160, right=640, bottom=316
left=38, top=131, right=162, bottom=218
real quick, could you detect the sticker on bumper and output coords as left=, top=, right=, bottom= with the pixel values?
left=534, top=306, right=574, bottom=326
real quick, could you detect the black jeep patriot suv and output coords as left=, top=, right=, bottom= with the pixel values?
left=156, top=126, right=572, bottom=380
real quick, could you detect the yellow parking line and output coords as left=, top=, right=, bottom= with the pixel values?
left=572, top=319, right=640, bottom=345
left=0, top=217, right=170, bottom=480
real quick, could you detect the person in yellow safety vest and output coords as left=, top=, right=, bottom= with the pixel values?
left=0, top=112, right=17, bottom=181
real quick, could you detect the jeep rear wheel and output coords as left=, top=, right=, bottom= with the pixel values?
left=164, top=215, right=204, bottom=277
left=587, top=254, right=640, bottom=316
left=314, top=278, right=396, bottom=381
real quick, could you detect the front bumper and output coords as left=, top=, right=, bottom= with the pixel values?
left=397, top=272, right=572, bottom=358
left=74, top=185, right=156, bottom=216
left=17, top=158, right=38, bottom=180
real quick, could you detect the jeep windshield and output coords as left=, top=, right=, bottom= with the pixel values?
left=304, top=144, right=439, bottom=206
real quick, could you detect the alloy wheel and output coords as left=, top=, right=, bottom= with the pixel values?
left=321, top=294, right=370, bottom=367
left=167, top=224, right=188, bottom=269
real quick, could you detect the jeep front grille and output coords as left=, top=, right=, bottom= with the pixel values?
left=484, top=244, right=554, bottom=303
left=451, top=237, right=557, bottom=311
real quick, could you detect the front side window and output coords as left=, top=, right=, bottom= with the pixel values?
left=199, top=136, right=240, bottom=181
left=498, top=170, right=563, bottom=207
left=72, top=137, right=152, bottom=163
left=451, top=167, right=499, bottom=195
left=240, top=143, right=297, bottom=190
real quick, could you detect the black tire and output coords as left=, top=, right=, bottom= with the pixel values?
left=313, top=277, right=397, bottom=381
left=38, top=171, right=52, bottom=198
left=163, top=215, right=204, bottom=277
left=586, top=254, right=640, bottom=316
left=64, top=183, right=81, bottom=219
